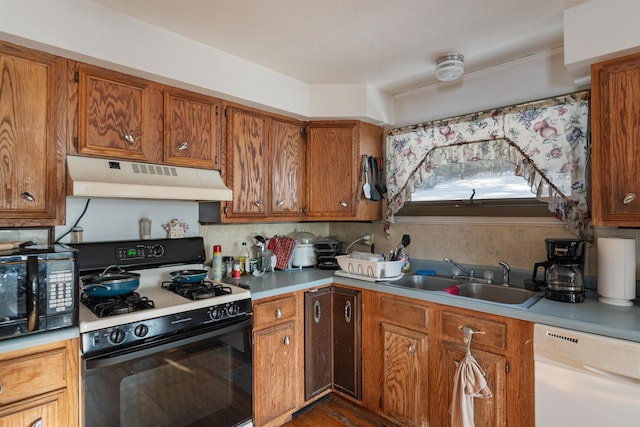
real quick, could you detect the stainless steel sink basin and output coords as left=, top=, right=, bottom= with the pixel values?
left=386, top=275, right=542, bottom=308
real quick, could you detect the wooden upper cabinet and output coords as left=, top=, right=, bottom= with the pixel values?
left=591, top=52, right=640, bottom=226
left=270, top=117, right=304, bottom=220
left=76, top=63, right=163, bottom=162
left=305, top=121, right=382, bottom=221
left=164, top=88, right=221, bottom=169
left=223, top=104, right=269, bottom=220
left=0, top=41, right=66, bottom=226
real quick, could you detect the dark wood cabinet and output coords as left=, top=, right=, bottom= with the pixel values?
left=332, top=287, right=362, bottom=399
left=304, top=287, right=332, bottom=400
left=304, top=286, right=362, bottom=402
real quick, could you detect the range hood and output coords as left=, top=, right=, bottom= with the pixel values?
left=66, top=156, right=232, bottom=201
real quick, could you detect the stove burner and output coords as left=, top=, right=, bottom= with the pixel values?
left=81, top=292, right=155, bottom=318
left=162, top=280, right=233, bottom=300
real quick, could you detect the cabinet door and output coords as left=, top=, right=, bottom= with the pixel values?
left=164, top=89, right=221, bottom=169
left=381, top=322, right=428, bottom=427
left=591, top=52, right=640, bottom=225
left=305, top=123, right=357, bottom=219
left=253, top=321, right=298, bottom=426
left=304, top=288, right=332, bottom=400
left=0, top=391, right=64, bottom=426
left=270, top=118, right=304, bottom=220
left=0, top=42, right=64, bottom=225
left=332, top=287, right=362, bottom=399
left=77, top=64, right=162, bottom=162
left=224, top=106, right=269, bottom=220
left=442, top=341, right=507, bottom=427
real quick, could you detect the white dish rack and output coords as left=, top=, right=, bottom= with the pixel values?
left=335, top=255, right=404, bottom=280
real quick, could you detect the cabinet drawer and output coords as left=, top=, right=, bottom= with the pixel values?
left=381, top=297, right=429, bottom=331
left=253, top=295, right=297, bottom=329
left=0, top=349, right=67, bottom=405
left=442, top=311, right=507, bottom=352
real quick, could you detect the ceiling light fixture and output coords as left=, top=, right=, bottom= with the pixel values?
left=435, top=53, right=465, bottom=81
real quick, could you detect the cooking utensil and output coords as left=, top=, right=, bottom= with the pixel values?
left=0, top=241, right=33, bottom=250
left=369, top=156, right=382, bottom=201
left=362, top=155, right=371, bottom=199
left=81, top=265, right=141, bottom=297
left=377, top=156, right=388, bottom=194
left=169, top=269, right=209, bottom=284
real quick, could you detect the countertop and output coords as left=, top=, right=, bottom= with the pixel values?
left=227, top=265, right=640, bottom=344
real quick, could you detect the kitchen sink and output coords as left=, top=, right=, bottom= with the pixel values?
left=386, top=274, right=543, bottom=308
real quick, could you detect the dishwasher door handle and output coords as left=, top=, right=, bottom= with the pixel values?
left=583, top=364, right=640, bottom=386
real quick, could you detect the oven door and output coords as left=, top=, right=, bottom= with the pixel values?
left=83, top=317, right=253, bottom=427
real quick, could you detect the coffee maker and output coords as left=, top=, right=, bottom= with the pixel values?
left=528, top=239, right=586, bottom=303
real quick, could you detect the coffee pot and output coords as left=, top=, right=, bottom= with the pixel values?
left=527, top=239, right=586, bottom=303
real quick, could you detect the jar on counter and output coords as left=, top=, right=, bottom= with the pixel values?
left=222, top=256, right=234, bottom=278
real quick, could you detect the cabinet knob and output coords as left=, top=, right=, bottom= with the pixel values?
left=276, top=200, right=284, bottom=207
left=124, top=133, right=135, bottom=144
left=255, top=200, right=261, bottom=207
left=340, top=200, right=348, bottom=207
left=178, top=141, right=189, bottom=151
left=21, top=192, right=35, bottom=202
left=408, top=345, right=415, bottom=356
left=623, top=193, right=636, bottom=204
left=314, top=300, right=321, bottom=323
left=275, top=308, right=282, bottom=319
left=31, top=418, right=42, bottom=427
left=284, top=335, right=290, bottom=346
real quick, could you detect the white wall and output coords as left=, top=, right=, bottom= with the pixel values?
left=392, top=49, right=582, bottom=128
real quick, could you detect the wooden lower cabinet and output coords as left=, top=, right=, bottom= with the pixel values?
left=304, top=287, right=333, bottom=400
left=380, top=322, right=428, bottom=426
left=0, top=338, right=79, bottom=427
left=363, top=292, right=534, bottom=427
left=252, top=293, right=303, bottom=427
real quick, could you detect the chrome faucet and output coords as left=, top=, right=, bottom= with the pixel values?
left=499, top=261, right=511, bottom=286
left=444, top=257, right=474, bottom=279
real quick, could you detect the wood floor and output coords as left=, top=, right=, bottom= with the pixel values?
left=282, top=394, right=399, bottom=427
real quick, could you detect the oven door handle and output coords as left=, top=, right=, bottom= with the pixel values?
left=26, top=256, right=39, bottom=332
left=85, top=316, right=253, bottom=370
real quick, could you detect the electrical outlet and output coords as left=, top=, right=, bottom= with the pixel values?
left=363, top=233, right=373, bottom=246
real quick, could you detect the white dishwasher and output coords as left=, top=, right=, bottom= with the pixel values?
left=534, top=324, right=640, bottom=426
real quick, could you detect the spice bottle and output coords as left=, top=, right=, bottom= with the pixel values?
left=212, top=245, right=223, bottom=281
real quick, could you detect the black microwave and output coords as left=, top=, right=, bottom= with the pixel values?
left=0, top=244, right=78, bottom=340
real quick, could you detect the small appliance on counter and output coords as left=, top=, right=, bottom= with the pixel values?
left=527, top=238, right=585, bottom=303
left=289, top=230, right=317, bottom=267
left=314, top=238, right=342, bottom=270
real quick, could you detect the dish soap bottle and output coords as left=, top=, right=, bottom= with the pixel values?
left=239, top=242, right=251, bottom=275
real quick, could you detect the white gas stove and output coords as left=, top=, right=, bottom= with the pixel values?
left=71, top=238, right=251, bottom=356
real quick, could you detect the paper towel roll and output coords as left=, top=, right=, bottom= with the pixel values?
left=597, top=237, right=636, bottom=306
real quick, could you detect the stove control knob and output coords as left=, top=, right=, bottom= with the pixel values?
left=109, top=328, right=126, bottom=344
left=134, top=324, right=149, bottom=337
left=209, top=307, right=223, bottom=320
left=149, top=244, right=165, bottom=257
left=227, top=303, right=239, bottom=316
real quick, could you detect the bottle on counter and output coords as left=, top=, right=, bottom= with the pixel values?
left=212, top=245, right=223, bottom=281
left=239, top=242, right=251, bottom=275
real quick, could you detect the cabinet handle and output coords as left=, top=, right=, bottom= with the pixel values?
left=275, top=308, right=282, bottom=319
left=340, top=200, right=348, bottom=207
left=408, top=345, right=415, bottom=356
left=31, top=418, right=42, bottom=427
left=276, top=200, right=284, bottom=207
left=344, top=300, right=352, bottom=323
left=284, top=335, right=290, bottom=346
left=124, top=133, right=135, bottom=144
left=623, top=193, right=636, bottom=204
left=21, top=192, right=36, bottom=202
left=314, top=300, right=321, bottom=323
left=0, top=383, right=2, bottom=394
left=178, top=141, right=189, bottom=151
left=255, top=200, right=261, bottom=207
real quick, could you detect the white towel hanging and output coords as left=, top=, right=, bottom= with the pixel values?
left=450, top=327, right=493, bottom=427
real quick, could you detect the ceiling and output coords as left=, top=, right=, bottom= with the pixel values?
left=90, top=0, right=588, bottom=95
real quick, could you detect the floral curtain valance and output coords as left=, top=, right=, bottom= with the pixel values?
left=386, top=90, right=591, bottom=238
